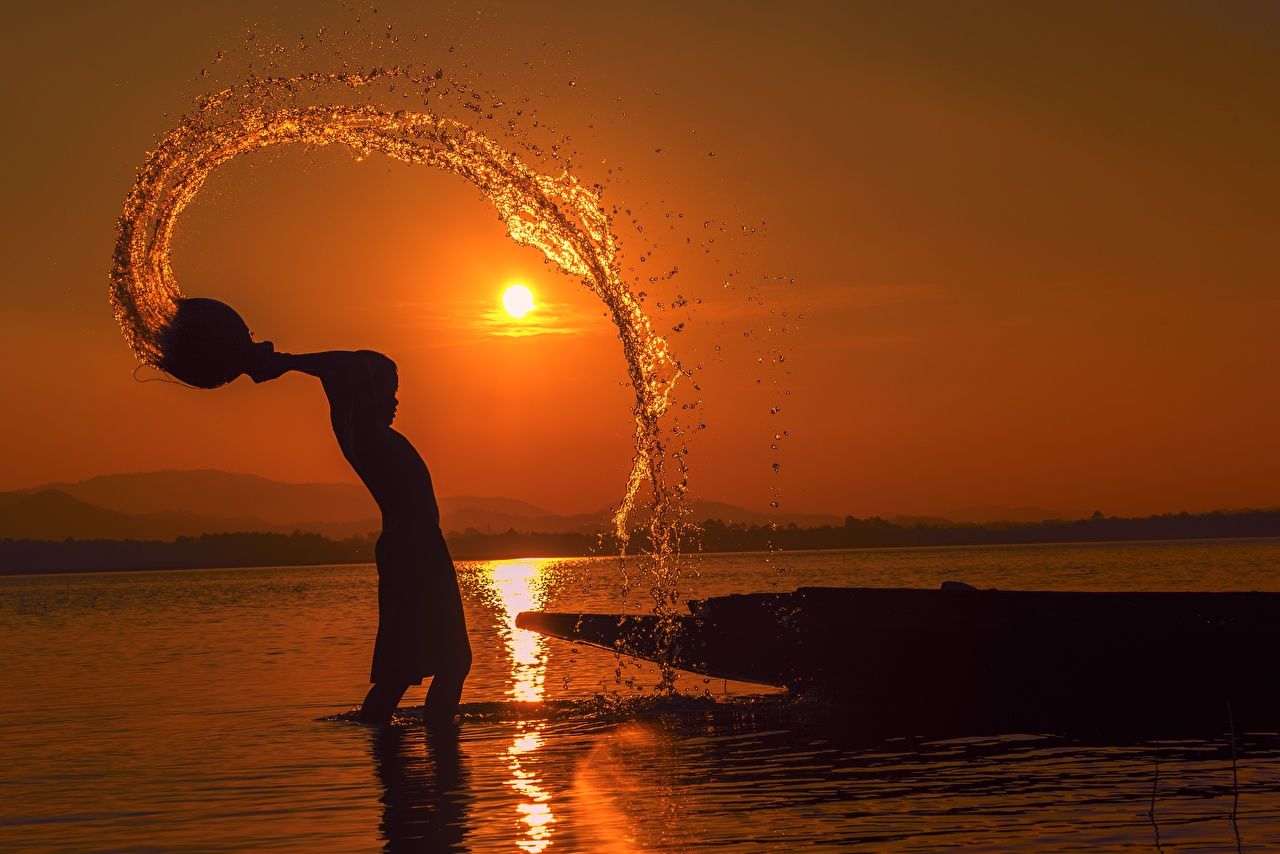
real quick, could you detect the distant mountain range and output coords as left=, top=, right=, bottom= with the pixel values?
left=30, top=470, right=376, bottom=525
left=0, top=470, right=844, bottom=542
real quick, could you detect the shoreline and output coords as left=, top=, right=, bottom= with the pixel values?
left=2, top=533, right=1277, bottom=578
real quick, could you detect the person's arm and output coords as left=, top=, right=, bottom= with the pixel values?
left=248, top=349, right=368, bottom=385
left=273, top=350, right=366, bottom=382
left=249, top=350, right=388, bottom=441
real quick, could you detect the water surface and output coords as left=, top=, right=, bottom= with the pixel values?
left=4, top=539, right=1280, bottom=850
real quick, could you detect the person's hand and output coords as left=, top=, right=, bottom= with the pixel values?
left=245, top=343, right=290, bottom=383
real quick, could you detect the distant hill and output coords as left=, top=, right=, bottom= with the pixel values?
left=945, top=506, right=1078, bottom=524
left=436, top=495, right=592, bottom=534
left=439, top=495, right=558, bottom=518
left=0, top=490, right=285, bottom=541
left=29, top=470, right=376, bottom=525
left=684, top=500, right=842, bottom=529
left=2, top=470, right=838, bottom=541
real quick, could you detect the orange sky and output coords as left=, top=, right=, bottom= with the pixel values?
left=1, top=1, right=1278, bottom=519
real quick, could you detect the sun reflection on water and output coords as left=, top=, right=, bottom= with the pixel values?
left=483, top=559, right=556, bottom=851
left=489, top=559, right=550, bottom=703
left=507, top=727, right=554, bottom=852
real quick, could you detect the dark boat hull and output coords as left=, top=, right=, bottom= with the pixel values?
left=516, top=586, right=1280, bottom=733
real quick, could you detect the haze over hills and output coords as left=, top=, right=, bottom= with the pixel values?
left=0, top=489, right=280, bottom=541
left=29, top=470, right=376, bottom=525
left=1, top=470, right=844, bottom=542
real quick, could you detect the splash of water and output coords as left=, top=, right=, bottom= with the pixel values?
left=109, top=69, right=690, bottom=650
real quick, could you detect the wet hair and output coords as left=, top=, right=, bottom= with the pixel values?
left=158, top=298, right=253, bottom=389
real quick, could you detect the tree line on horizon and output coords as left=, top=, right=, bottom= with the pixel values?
left=2, top=508, right=1279, bottom=574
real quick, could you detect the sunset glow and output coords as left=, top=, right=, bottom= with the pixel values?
left=3, top=3, right=1278, bottom=524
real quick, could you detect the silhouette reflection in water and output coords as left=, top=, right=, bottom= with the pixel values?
left=360, top=696, right=1280, bottom=851
left=372, top=726, right=472, bottom=852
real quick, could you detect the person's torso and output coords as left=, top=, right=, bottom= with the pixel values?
left=336, top=420, right=442, bottom=533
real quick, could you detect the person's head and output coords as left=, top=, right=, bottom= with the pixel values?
left=362, top=351, right=399, bottom=425
left=158, top=298, right=272, bottom=388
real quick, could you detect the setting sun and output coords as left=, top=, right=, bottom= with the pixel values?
left=502, top=284, right=535, bottom=319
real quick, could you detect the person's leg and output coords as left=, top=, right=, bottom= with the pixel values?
left=423, top=646, right=472, bottom=729
left=359, top=681, right=411, bottom=723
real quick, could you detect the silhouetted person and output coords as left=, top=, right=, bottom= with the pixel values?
left=159, top=298, right=471, bottom=726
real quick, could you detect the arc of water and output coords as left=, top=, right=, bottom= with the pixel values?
left=109, top=73, right=685, bottom=579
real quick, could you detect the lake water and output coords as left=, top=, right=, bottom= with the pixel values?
left=4, top=538, right=1280, bottom=851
